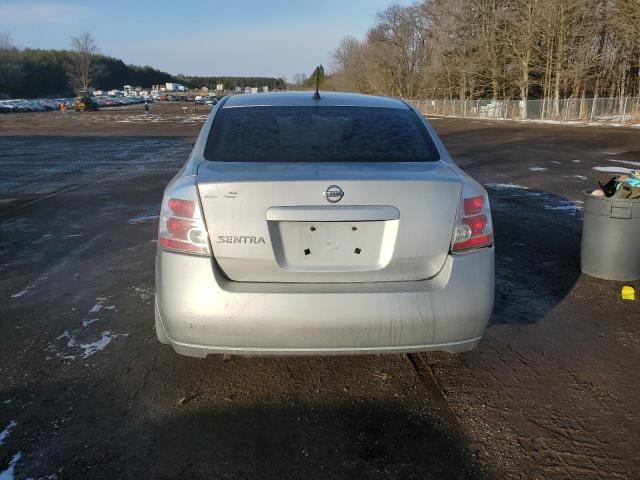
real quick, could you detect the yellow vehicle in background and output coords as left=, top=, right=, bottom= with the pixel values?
left=73, top=97, right=86, bottom=112
left=73, top=92, right=98, bottom=112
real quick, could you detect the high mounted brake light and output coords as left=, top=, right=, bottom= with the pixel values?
left=452, top=193, right=493, bottom=252
left=158, top=177, right=211, bottom=256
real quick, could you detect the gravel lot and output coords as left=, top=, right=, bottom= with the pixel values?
left=0, top=105, right=639, bottom=479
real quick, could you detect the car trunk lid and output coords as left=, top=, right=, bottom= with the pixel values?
left=197, top=161, right=461, bottom=282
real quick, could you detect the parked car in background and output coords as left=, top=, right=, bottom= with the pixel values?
left=156, top=91, right=495, bottom=357
left=0, top=95, right=147, bottom=113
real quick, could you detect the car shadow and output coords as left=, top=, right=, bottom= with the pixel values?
left=486, top=184, right=583, bottom=326
left=1, top=376, right=495, bottom=480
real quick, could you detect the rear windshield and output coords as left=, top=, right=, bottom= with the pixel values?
left=204, top=106, right=439, bottom=162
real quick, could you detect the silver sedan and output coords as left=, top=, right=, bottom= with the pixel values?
left=155, top=91, right=494, bottom=357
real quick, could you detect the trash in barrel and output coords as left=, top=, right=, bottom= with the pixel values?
left=581, top=170, right=640, bottom=281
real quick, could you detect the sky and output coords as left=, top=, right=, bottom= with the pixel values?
left=1, top=0, right=413, bottom=80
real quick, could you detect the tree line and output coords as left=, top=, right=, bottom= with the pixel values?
left=0, top=33, right=286, bottom=98
left=327, top=0, right=640, bottom=108
left=176, top=75, right=286, bottom=91
left=0, top=41, right=182, bottom=98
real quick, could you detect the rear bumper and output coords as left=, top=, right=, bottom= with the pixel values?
left=155, top=248, right=494, bottom=357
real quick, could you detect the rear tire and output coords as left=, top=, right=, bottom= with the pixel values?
left=155, top=299, right=170, bottom=344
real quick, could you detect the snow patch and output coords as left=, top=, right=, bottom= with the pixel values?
left=564, top=175, right=588, bottom=180
left=78, top=331, right=126, bottom=358
left=52, top=330, right=128, bottom=359
left=127, top=214, right=159, bottom=224
left=593, top=166, right=634, bottom=173
left=0, top=420, right=17, bottom=445
left=56, top=331, right=76, bottom=348
left=132, top=286, right=154, bottom=301
left=548, top=160, right=562, bottom=165
left=88, top=297, right=107, bottom=313
left=529, top=167, right=548, bottom=172
left=486, top=183, right=582, bottom=216
left=608, top=159, right=640, bottom=168
left=484, top=183, right=530, bottom=190
left=10, top=274, right=48, bottom=299
left=572, top=160, right=581, bottom=163
left=0, top=452, right=22, bottom=480
left=485, top=183, right=543, bottom=198
left=544, top=201, right=584, bottom=214
left=47, top=296, right=122, bottom=359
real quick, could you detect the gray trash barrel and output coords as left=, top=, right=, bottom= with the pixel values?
left=581, top=190, right=640, bottom=281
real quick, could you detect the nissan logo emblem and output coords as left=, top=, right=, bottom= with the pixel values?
left=323, top=185, right=344, bottom=203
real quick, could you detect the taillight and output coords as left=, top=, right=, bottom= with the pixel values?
left=168, top=198, right=195, bottom=218
left=452, top=193, right=493, bottom=252
left=158, top=177, right=210, bottom=256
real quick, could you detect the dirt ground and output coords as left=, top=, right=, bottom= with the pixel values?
left=0, top=105, right=639, bottom=479
left=0, top=102, right=210, bottom=137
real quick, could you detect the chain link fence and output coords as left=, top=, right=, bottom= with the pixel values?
left=407, top=97, right=640, bottom=127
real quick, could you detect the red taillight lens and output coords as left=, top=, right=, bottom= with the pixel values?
left=463, top=196, right=483, bottom=216
left=158, top=236, right=207, bottom=254
left=166, top=217, right=194, bottom=239
left=452, top=233, right=493, bottom=251
left=452, top=193, right=493, bottom=252
left=463, top=214, right=487, bottom=236
left=158, top=187, right=210, bottom=256
left=168, top=198, right=195, bottom=218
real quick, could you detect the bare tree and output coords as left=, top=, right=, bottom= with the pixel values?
left=332, top=36, right=370, bottom=92
left=293, top=73, right=307, bottom=86
left=0, top=32, right=22, bottom=97
left=330, top=0, right=640, bottom=103
left=370, top=4, right=428, bottom=98
left=504, top=0, right=540, bottom=118
left=65, top=32, right=100, bottom=94
left=0, top=32, right=13, bottom=50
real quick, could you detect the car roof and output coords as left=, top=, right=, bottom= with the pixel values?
left=222, top=91, right=409, bottom=109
